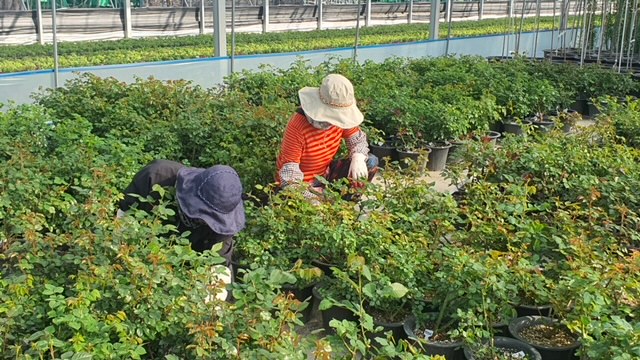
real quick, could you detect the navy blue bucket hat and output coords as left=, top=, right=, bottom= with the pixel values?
left=175, top=165, right=245, bottom=236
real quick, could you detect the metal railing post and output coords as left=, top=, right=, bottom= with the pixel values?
left=263, top=0, right=269, bottom=33
left=365, top=0, right=371, bottom=27
left=124, top=0, right=132, bottom=38
left=317, top=0, right=323, bottom=30
left=430, top=0, right=440, bottom=39
left=213, top=0, right=227, bottom=57
left=199, top=0, right=205, bottom=34
left=36, top=0, right=44, bottom=45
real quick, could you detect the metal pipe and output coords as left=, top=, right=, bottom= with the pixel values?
left=579, top=0, right=589, bottom=66
left=551, top=0, right=556, bottom=52
left=36, top=0, right=44, bottom=45
left=533, top=0, right=542, bottom=58
left=231, top=0, right=236, bottom=73
left=515, top=0, right=527, bottom=55
left=445, top=0, right=453, bottom=55
left=618, top=0, right=630, bottom=72
left=52, top=0, right=60, bottom=89
left=354, top=0, right=362, bottom=62
left=597, top=0, right=607, bottom=62
left=625, top=0, right=638, bottom=69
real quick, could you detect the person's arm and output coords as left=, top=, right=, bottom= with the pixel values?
left=118, top=160, right=183, bottom=215
left=278, top=118, right=305, bottom=187
left=344, top=127, right=370, bottom=157
left=344, top=127, right=370, bottom=180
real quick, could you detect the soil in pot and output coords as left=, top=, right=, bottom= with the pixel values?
left=426, top=141, right=452, bottom=171
left=368, top=306, right=412, bottom=343
left=463, top=336, right=542, bottom=360
left=509, top=316, right=580, bottom=360
left=404, top=314, right=464, bottom=360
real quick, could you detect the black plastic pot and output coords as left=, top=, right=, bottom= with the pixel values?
left=483, top=131, right=501, bottom=144
left=502, top=119, right=532, bottom=136
left=446, top=140, right=466, bottom=164
left=282, top=283, right=315, bottom=323
left=404, top=316, right=464, bottom=360
left=516, top=304, right=553, bottom=317
left=312, top=283, right=357, bottom=334
left=463, top=336, right=542, bottom=360
left=570, top=98, right=589, bottom=115
left=371, top=316, right=410, bottom=343
left=531, top=119, right=556, bottom=133
left=370, top=143, right=398, bottom=169
left=509, top=316, right=580, bottom=360
left=397, top=148, right=430, bottom=170
left=426, top=142, right=452, bottom=171
left=311, top=258, right=340, bottom=278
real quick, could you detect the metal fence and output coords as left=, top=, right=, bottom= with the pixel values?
left=0, top=0, right=583, bottom=39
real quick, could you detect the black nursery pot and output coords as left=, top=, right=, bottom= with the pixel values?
left=370, top=143, right=398, bottom=169
left=463, top=336, right=542, bottom=360
left=502, top=119, right=532, bottom=136
left=312, top=283, right=357, bottom=334
left=282, top=283, right=315, bottom=323
left=371, top=316, right=410, bottom=344
left=426, top=142, right=452, bottom=171
left=509, top=316, right=580, bottom=360
left=403, top=316, right=464, bottom=360
left=516, top=303, right=553, bottom=317
left=396, top=148, right=430, bottom=170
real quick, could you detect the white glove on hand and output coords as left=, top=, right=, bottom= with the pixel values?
left=349, top=153, right=368, bottom=180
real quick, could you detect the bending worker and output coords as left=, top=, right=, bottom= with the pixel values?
left=117, top=160, right=245, bottom=300
left=276, top=74, right=378, bottom=199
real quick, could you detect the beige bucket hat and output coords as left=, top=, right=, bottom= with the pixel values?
left=298, top=74, right=364, bottom=129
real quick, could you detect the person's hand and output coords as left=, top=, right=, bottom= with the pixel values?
left=349, top=153, right=368, bottom=180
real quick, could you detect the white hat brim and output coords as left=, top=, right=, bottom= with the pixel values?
left=298, top=87, right=364, bottom=129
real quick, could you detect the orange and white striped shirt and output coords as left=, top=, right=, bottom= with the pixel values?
left=277, top=112, right=362, bottom=184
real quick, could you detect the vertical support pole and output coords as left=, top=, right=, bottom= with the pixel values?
left=199, top=0, right=205, bottom=35
left=408, top=0, right=413, bottom=24
left=36, top=0, right=44, bottom=45
left=597, top=0, right=607, bottom=61
left=430, top=0, right=440, bottom=40
left=124, top=0, right=132, bottom=39
left=559, top=0, right=568, bottom=30
left=365, top=0, right=371, bottom=27
left=478, top=0, right=484, bottom=20
left=445, top=0, right=451, bottom=22
left=317, top=0, right=323, bottom=30
left=213, top=0, right=227, bottom=57
left=445, top=0, right=452, bottom=54
left=533, top=0, right=541, bottom=58
left=508, top=0, right=514, bottom=18
left=263, top=0, right=269, bottom=33
left=354, top=0, right=361, bottom=61
left=231, top=0, right=236, bottom=73
left=52, top=0, right=59, bottom=88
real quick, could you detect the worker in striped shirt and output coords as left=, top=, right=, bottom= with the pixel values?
left=276, top=74, right=378, bottom=200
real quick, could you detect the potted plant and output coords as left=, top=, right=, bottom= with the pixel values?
left=508, top=316, right=580, bottom=360
left=365, top=125, right=397, bottom=169
left=463, top=336, right=542, bottom=360
left=502, top=117, right=532, bottom=136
